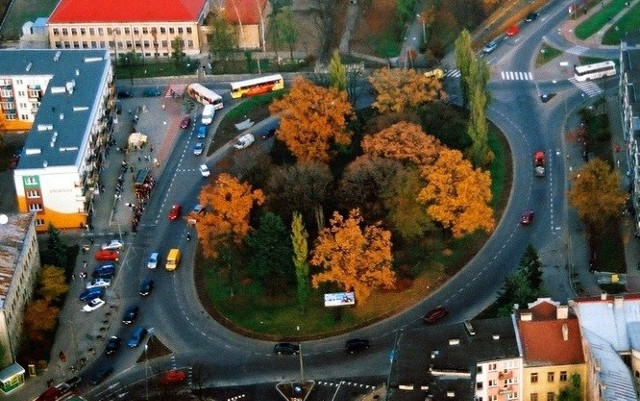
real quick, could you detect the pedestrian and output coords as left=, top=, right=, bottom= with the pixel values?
left=149, top=146, right=153, bottom=153
left=89, top=237, right=94, bottom=245
left=83, top=261, right=87, bottom=269
left=71, top=273, right=75, bottom=281
left=130, top=166, right=134, bottom=173
left=186, top=233, right=191, bottom=241
left=138, top=156, right=141, bottom=162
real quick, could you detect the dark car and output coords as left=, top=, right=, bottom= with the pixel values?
left=424, top=307, right=448, bottom=324
left=79, top=287, right=105, bottom=302
left=122, top=305, right=139, bottom=324
left=345, top=338, right=371, bottom=354
left=262, top=128, right=276, bottom=140
left=180, top=116, right=191, bottom=129
left=520, top=210, right=534, bottom=226
left=525, top=12, right=538, bottom=21
left=117, top=90, right=134, bottom=98
left=143, top=87, right=161, bottom=97
left=127, top=326, right=148, bottom=347
left=90, top=365, right=114, bottom=385
left=139, top=279, right=154, bottom=296
left=92, top=263, right=116, bottom=279
left=274, top=342, right=300, bottom=355
left=197, top=126, right=208, bottom=139
left=104, top=336, right=121, bottom=355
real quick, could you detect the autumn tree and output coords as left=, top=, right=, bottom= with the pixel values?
left=369, top=68, right=445, bottom=114
left=23, top=299, right=59, bottom=341
left=466, top=56, right=493, bottom=167
left=311, top=209, right=396, bottom=302
left=568, top=159, right=627, bottom=231
left=418, top=148, right=495, bottom=238
left=361, top=121, right=442, bottom=166
left=383, top=166, right=433, bottom=240
left=246, top=213, right=294, bottom=293
left=328, top=50, right=346, bottom=92
left=38, top=265, right=68, bottom=302
left=194, top=174, right=265, bottom=258
left=291, top=212, right=310, bottom=312
left=454, top=29, right=473, bottom=107
left=269, top=76, right=353, bottom=163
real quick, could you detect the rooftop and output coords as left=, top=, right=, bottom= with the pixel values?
left=48, top=0, right=207, bottom=23
left=223, top=0, right=267, bottom=25
left=0, top=213, right=34, bottom=309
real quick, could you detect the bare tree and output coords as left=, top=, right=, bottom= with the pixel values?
left=190, top=363, right=214, bottom=401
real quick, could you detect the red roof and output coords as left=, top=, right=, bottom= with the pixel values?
left=49, top=0, right=206, bottom=23
left=519, top=319, right=584, bottom=365
left=224, top=0, right=267, bottom=25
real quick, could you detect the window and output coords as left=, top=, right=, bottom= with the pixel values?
left=80, top=28, right=86, bottom=35
left=143, top=40, right=150, bottom=48
left=52, top=28, right=59, bottom=35
left=124, top=27, right=130, bottom=34
left=126, top=41, right=133, bottom=48
left=82, top=41, right=89, bottom=48
left=490, top=396, right=497, bottom=401
left=178, top=27, right=183, bottom=34
left=63, top=41, right=70, bottom=48
left=91, top=41, right=97, bottom=48
left=186, top=27, right=192, bottom=34
left=489, top=363, right=497, bottom=371
left=169, top=27, right=175, bottom=34
left=160, top=27, right=166, bottom=34
left=107, top=28, right=112, bottom=35
left=100, top=41, right=106, bottom=48
left=507, top=392, right=518, bottom=400
left=89, top=28, right=95, bottom=35
left=73, top=41, right=80, bottom=49
left=547, top=392, right=555, bottom=401
left=488, top=379, right=497, bottom=387
left=54, top=41, right=62, bottom=49
left=21, top=114, right=28, bottom=119
left=187, top=40, right=193, bottom=48
left=28, top=203, right=43, bottom=212
left=560, top=371, right=567, bottom=382
left=62, top=28, right=68, bottom=35
left=530, top=373, right=538, bottom=383
left=135, top=40, right=141, bottom=48
left=98, top=27, right=104, bottom=35
left=142, top=27, right=148, bottom=34
left=531, top=393, right=538, bottom=401
left=477, top=366, right=483, bottom=374
left=161, top=40, right=168, bottom=48
left=108, top=40, right=115, bottom=48
left=476, top=382, right=483, bottom=390
left=547, top=372, right=554, bottom=382
left=35, top=219, right=45, bottom=226
left=71, top=28, right=77, bottom=35
left=133, top=28, right=139, bottom=34
left=114, top=28, right=121, bottom=35
left=26, top=190, right=39, bottom=198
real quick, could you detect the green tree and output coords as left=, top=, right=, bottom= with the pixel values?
left=38, top=265, right=68, bottom=302
left=246, top=213, right=294, bottom=293
left=278, top=7, right=298, bottom=62
left=170, top=36, right=185, bottom=66
left=45, top=224, right=67, bottom=269
left=496, top=245, right=544, bottom=316
left=291, top=212, right=310, bottom=312
left=328, top=50, right=346, bottom=92
left=466, top=56, right=493, bottom=167
left=208, top=11, right=236, bottom=63
left=454, top=29, right=473, bottom=107
left=383, top=166, right=432, bottom=240
left=522, top=244, right=543, bottom=290
left=558, top=374, right=582, bottom=401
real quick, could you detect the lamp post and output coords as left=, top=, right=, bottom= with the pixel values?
left=417, top=14, right=426, bottom=44
left=144, top=344, right=149, bottom=401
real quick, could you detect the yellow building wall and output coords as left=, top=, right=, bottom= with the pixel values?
left=523, top=364, right=587, bottom=401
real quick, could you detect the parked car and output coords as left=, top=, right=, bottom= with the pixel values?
left=101, top=239, right=123, bottom=250
left=122, top=305, right=139, bottom=324
left=168, top=204, right=182, bottom=220
left=92, top=263, right=116, bottom=279
left=95, top=249, right=119, bottom=261
left=147, top=252, right=159, bottom=269
left=197, top=126, right=207, bottom=139
left=520, top=210, right=535, bottom=225
left=105, top=336, right=121, bottom=355
left=525, top=12, right=538, bottom=21
left=180, top=116, right=191, bottom=129
left=90, top=365, right=114, bottom=385
left=127, top=326, right=148, bottom=347
left=274, top=342, right=300, bottom=355
left=345, top=338, right=371, bottom=354
left=262, top=128, right=276, bottom=140
left=199, top=164, right=210, bottom=177
left=82, top=298, right=105, bottom=312
left=482, top=39, right=498, bottom=54
left=423, top=307, right=448, bottom=324
left=233, top=133, right=255, bottom=149
left=142, top=87, right=161, bottom=97
left=139, top=279, right=154, bottom=296
left=117, top=90, right=133, bottom=98
left=86, top=278, right=111, bottom=289
left=193, top=142, right=204, bottom=156
left=79, top=287, right=105, bottom=302
left=506, top=25, right=520, bottom=36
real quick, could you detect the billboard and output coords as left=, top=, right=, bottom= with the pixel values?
left=324, top=292, right=355, bottom=307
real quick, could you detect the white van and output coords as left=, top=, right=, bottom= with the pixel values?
left=233, top=133, right=255, bottom=149
left=201, top=104, right=215, bottom=125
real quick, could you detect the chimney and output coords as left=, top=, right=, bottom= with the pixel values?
left=557, top=305, right=569, bottom=319
left=601, top=292, right=607, bottom=301
left=562, top=323, right=569, bottom=341
left=492, top=334, right=500, bottom=340
left=614, top=296, right=624, bottom=309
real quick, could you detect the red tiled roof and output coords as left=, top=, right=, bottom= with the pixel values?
left=224, top=0, right=267, bottom=25
left=518, top=318, right=584, bottom=365
left=49, top=0, right=206, bottom=23
left=525, top=300, right=558, bottom=320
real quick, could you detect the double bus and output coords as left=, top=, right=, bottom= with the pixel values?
left=186, top=83, right=224, bottom=109
left=229, top=74, right=285, bottom=99
left=573, top=60, right=616, bottom=82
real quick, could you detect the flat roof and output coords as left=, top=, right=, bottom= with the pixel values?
left=0, top=49, right=110, bottom=171
left=49, top=0, right=206, bottom=23
left=0, top=214, right=34, bottom=309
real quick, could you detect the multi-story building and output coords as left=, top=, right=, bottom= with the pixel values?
left=222, top=0, right=267, bottom=50
left=515, top=298, right=586, bottom=401
left=0, top=213, right=40, bottom=367
left=2, top=49, right=114, bottom=231
left=569, top=294, right=639, bottom=401
left=47, top=0, right=208, bottom=58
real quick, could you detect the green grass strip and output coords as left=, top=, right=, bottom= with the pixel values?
left=602, top=1, right=640, bottom=45
left=575, top=0, right=628, bottom=40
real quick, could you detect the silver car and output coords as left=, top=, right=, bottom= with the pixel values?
left=482, top=39, right=498, bottom=54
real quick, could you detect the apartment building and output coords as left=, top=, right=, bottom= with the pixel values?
left=47, top=0, right=208, bottom=58
left=515, top=299, right=586, bottom=401
left=0, top=213, right=40, bottom=368
left=3, top=49, right=114, bottom=231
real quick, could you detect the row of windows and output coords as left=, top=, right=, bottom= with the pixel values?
left=28, top=203, right=43, bottom=212
left=35, top=218, right=45, bottom=226
left=52, top=26, right=193, bottom=36
left=530, top=371, right=568, bottom=383
left=530, top=392, right=556, bottom=401
left=477, top=394, right=518, bottom=401
left=54, top=40, right=194, bottom=50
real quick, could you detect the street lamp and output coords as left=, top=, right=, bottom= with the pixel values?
left=144, top=344, right=149, bottom=401
left=417, top=14, right=426, bottom=44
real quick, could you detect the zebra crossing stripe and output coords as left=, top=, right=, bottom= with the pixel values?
left=567, top=77, right=603, bottom=97
left=499, top=71, right=533, bottom=81
left=566, top=45, right=589, bottom=56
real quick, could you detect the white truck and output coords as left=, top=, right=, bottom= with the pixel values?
left=201, top=104, right=215, bottom=125
left=233, top=133, right=255, bottom=149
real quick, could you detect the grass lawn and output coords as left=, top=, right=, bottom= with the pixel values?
left=575, top=0, right=629, bottom=40
left=0, top=0, right=58, bottom=40
left=602, top=1, right=640, bottom=44
left=114, top=59, right=198, bottom=79
left=535, top=44, right=563, bottom=67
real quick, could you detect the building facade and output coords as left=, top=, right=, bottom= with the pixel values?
left=47, top=0, right=208, bottom=58
left=222, top=0, right=266, bottom=50
left=0, top=213, right=40, bottom=367
left=3, top=49, right=114, bottom=231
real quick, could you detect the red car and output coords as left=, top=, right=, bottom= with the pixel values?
left=520, top=210, right=534, bottom=226
left=95, top=249, right=119, bottom=261
left=168, top=204, right=182, bottom=220
left=506, top=25, right=520, bottom=37
left=180, top=116, right=191, bottom=129
left=424, top=307, right=448, bottom=324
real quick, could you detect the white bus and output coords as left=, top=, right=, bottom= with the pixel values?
left=186, top=83, right=224, bottom=109
left=229, top=74, right=285, bottom=99
left=573, top=60, right=616, bottom=82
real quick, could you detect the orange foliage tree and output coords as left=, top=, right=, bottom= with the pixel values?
left=369, top=68, right=446, bottom=114
left=194, top=173, right=265, bottom=258
left=269, top=76, right=353, bottom=163
left=417, top=148, right=494, bottom=238
left=23, top=299, right=59, bottom=341
left=361, top=121, right=442, bottom=166
left=311, top=209, right=395, bottom=302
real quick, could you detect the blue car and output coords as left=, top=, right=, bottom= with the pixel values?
left=197, top=126, right=207, bottom=139
left=127, top=326, right=148, bottom=348
left=79, top=287, right=105, bottom=302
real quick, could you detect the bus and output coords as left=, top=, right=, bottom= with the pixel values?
left=186, top=83, right=224, bottom=109
left=165, top=248, right=181, bottom=271
left=573, top=61, right=616, bottom=82
left=229, top=74, right=285, bottom=99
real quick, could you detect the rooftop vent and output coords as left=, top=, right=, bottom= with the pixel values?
left=43, top=160, right=48, bottom=168
left=25, top=148, right=41, bottom=155
left=75, top=69, right=80, bottom=76
left=53, top=51, right=61, bottom=61
left=492, top=334, right=500, bottom=340
left=25, top=61, right=32, bottom=72
left=59, top=113, right=64, bottom=120
left=562, top=323, right=569, bottom=341
left=557, top=305, right=569, bottom=319
left=65, top=80, right=75, bottom=94
left=448, top=339, right=460, bottom=345
left=601, top=292, right=607, bottom=301
left=446, top=391, right=455, bottom=398
left=520, top=312, right=532, bottom=321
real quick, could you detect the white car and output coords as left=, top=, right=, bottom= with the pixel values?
left=482, top=39, right=498, bottom=54
left=147, top=252, right=159, bottom=269
left=101, top=239, right=124, bottom=250
left=86, top=278, right=112, bottom=289
left=82, top=298, right=105, bottom=312
left=199, top=164, right=211, bottom=177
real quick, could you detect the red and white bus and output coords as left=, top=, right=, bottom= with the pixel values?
left=186, top=83, right=224, bottom=109
left=229, top=74, right=285, bottom=99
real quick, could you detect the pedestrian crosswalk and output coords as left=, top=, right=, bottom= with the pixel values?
left=568, top=77, right=604, bottom=97
left=565, top=45, right=590, bottom=56
left=444, top=68, right=461, bottom=78
left=500, top=71, right=534, bottom=81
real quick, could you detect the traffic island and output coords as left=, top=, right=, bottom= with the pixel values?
left=275, top=380, right=315, bottom=401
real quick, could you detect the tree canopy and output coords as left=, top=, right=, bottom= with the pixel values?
left=369, top=67, right=445, bottom=114
left=361, top=121, right=442, bottom=166
left=291, top=211, right=310, bottom=312
left=38, top=265, right=68, bottom=302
